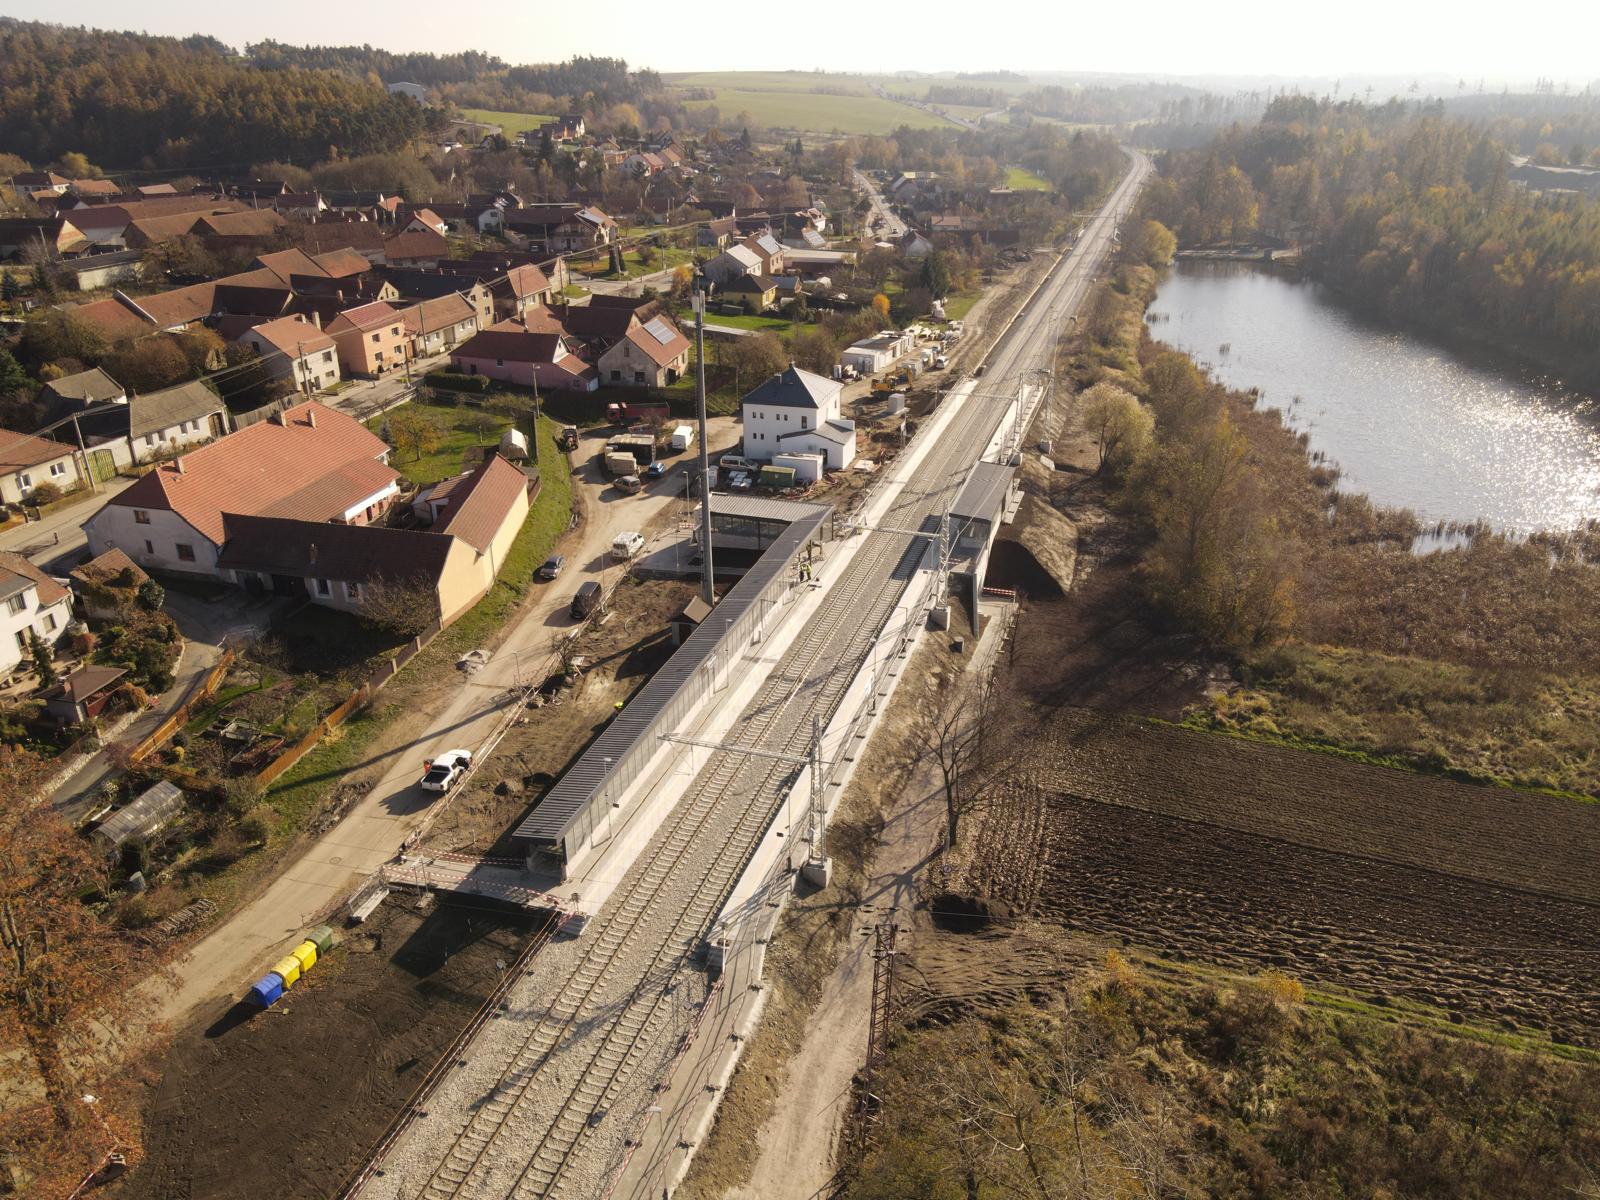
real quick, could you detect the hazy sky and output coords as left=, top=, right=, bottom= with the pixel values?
left=6, top=0, right=1598, bottom=84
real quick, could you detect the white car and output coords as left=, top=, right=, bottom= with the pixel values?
left=612, top=531, right=645, bottom=559
left=419, top=749, right=472, bottom=793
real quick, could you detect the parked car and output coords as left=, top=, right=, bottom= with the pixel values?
left=419, top=749, right=472, bottom=793
left=570, top=580, right=602, bottom=620
left=537, top=554, right=566, bottom=581
left=612, top=531, right=645, bottom=558
left=644, top=461, right=668, bottom=480
left=720, top=454, right=756, bottom=472
left=614, top=474, right=643, bottom=495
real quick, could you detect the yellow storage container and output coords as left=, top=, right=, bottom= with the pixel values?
left=272, top=956, right=302, bottom=988
left=291, top=941, right=318, bottom=973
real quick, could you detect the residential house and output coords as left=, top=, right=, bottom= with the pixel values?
left=291, top=220, right=388, bottom=262
left=236, top=315, right=342, bottom=393
left=897, top=229, right=934, bottom=258
left=383, top=271, right=496, bottom=327
left=69, top=547, right=151, bottom=621
left=0, top=552, right=72, bottom=679
left=72, top=380, right=229, bottom=471
left=326, top=301, right=408, bottom=377
left=37, top=367, right=127, bottom=412
left=701, top=243, right=763, bottom=287
left=425, top=202, right=504, bottom=235
left=0, top=428, right=80, bottom=503
left=624, top=151, right=668, bottom=177
left=63, top=249, right=145, bottom=291
left=739, top=365, right=856, bottom=469
left=135, top=183, right=179, bottom=197
left=840, top=330, right=915, bottom=375
left=540, top=114, right=585, bottom=141
left=13, top=172, right=70, bottom=201
left=741, top=231, right=787, bottom=275
left=383, top=228, right=449, bottom=266
left=84, top=401, right=399, bottom=579
left=597, top=315, right=691, bottom=387
left=215, top=454, right=532, bottom=626
left=504, top=204, right=615, bottom=253
left=697, top=216, right=738, bottom=250
left=0, top=217, right=90, bottom=260
left=401, top=208, right=448, bottom=237
left=65, top=177, right=121, bottom=201
left=399, top=292, right=480, bottom=359
left=721, top=273, right=779, bottom=312
left=450, top=320, right=598, bottom=391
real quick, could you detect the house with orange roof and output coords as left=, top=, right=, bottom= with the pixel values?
left=235, top=315, right=341, bottom=393
left=0, top=552, right=73, bottom=679
left=84, top=401, right=399, bottom=579
left=449, top=319, right=598, bottom=391
left=326, top=301, right=408, bottom=377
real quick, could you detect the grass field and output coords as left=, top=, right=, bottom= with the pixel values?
left=458, top=108, right=555, bottom=136
left=1005, top=166, right=1051, bottom=190
left=676, top=87, right=956, bottom=135
left=367, top=397, right=517, bottom=485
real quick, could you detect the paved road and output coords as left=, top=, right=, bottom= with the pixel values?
left=151, top=416, right=743, bottom=1025
left=364, top=152, right=1151, bottom=1200
left=853, top=167, right=906, bottom=240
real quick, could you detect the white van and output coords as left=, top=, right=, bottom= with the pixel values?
left=720, top=454, right=756, bottom=472
left=612, top=531, right=645, bottom=558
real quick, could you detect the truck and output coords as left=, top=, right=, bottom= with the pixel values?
left=607, top=432, right=658, bottom=466
left=606, top=400, right=670, bottom=427
left=670, top=424, right=695, bottom=452
left=604, top=451, right=639, bottom=477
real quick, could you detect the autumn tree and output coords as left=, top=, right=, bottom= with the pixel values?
left=105, top=337, right=190, bottom=394
left=871, top=293, right=892, bottom=325
left=387, top=407, right=447, bottom=463
left=1078, top=382, right=1153, bottom=474
left=724, top=331, right=786, bottom=394
left=359, top=574, right=441, bottom=638
left=1126, top=219, right=1176, bottom=267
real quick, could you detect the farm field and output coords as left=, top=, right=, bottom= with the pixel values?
left=962, top=705, right=1600, bottom=1046
left=675, top=87, right=956, bottom=135
left=457, top=108, right=555, bottom=136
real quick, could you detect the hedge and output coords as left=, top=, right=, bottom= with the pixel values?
left=425, top=369, right=491, bottom=394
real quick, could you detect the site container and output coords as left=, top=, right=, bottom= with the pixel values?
left=248, top=973, right=284, bottom=1008
left=291, top=941, right=318, bottom=973
left=272, top=956, right=302, bottom=989
left=758, top=465, right=797, bottom=489
left=305, top=926, right=334, bottom=955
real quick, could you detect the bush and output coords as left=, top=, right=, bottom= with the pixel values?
left=136, top=579, right=165, bottom=611
left=27, top=480, right=62, bottom=505
left=425, top=369, right=491, bottom=394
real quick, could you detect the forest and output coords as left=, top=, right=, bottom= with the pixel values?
left=0, top=20, right=438, bottom=170
left=1143, top=96, right=1600, bottom=384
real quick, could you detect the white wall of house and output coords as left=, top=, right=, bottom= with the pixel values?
left=241, top=334, right=341, bottom=392
left=776, top=421, right=857, bottom=470
left=115, top=411, right=227, bottom=469
left=0, top=452, right=79, bottom=504
left=0, top=581, right=72, bottom=677
left=85, top=506, right=219, bottom=577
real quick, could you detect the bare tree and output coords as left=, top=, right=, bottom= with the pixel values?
left=915, top=672, right=1015, bottom=848
left=359, top=574, right=440, bottom=639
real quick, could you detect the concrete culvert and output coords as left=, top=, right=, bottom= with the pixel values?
left=984, top=539, right=1065, bottom=600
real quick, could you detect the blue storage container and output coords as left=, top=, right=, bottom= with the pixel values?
left=248, top=973, right=285, bottom=1008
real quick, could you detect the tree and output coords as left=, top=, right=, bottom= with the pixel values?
left=872, top=293, right=892, bottom=325
left=136, top=579, right=165, bottom=612
left=18, top=310, right=107, bottom=371
left=27, top=631, right=55, bottom=687
left=0, top=347, right=28, bottom=395
left=1, top=273, right=21, bottom=306
left=387, top=407, right=447, bottom=463
left=1126, top=219, right=1176, bottom=267
left=919, top=249, right=953, bottom=298
left=915, top=675, right=1013, bottom=848
left=105, top=337, right=190, bottom=394
left=359, top=574, right=441, bottom=638
left=725, top=331, right=786, bottom=394
left=51, top=151, right=99, bottom=179
left=789, top=326, right=840, bottom=376
left=1078, top=382, right=1153, bottom=474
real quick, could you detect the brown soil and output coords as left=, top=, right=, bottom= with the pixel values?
left=121, top=897, right=542, bottom=1200
left=423, top=577, right=700, bottom=856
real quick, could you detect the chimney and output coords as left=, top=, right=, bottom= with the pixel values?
left=173, top=456, right=185, bottom=474
left=306, top=407, right=317, bottom=429
left=308, top=543, right=317, bottom=565
left=312, top=309, right=323, bottom=329
left=269, top=410, right=286, bottom=426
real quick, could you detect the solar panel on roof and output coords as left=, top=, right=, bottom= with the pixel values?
left=643, top=317, right=674, bottom=344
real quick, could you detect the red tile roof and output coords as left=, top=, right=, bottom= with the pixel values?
left=65, top=298, right=155, bottom=342
left=400, top=293, right=476, bottom=335
left=240, top=315, right=336, bottom=357
left=123, top=281, right=218, bottom=329
left=312, top=248, right=373, bottom=278
left=101, top=401, right=394, bottom=543
left=0, top=427, right=74, bottom=473
left=617, top=317, right=690, bottom=368
left=454, top=323, right=568, bottom=364
left=383, top=229, right=448, bottom=261
left=256, top=248, right=328, bottom=283
left=0, top=551, right=68, bottom=606
left=436, top=454, right=528, bottom=553
left=327, top=300, right=400, bottom=333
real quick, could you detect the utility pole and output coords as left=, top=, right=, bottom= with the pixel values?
left=692, top=287, right=715, bottom=605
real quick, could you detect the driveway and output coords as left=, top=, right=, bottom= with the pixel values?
left=153, top=414, right=744, bottom=1022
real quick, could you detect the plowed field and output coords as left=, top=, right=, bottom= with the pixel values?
left=986, top=708, right=1600, bottom=1045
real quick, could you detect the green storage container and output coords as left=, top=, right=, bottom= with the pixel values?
left=272, top=956, right=302, bottom=988
left=291, top=941, right=318, bottom=973
left=306, top=925, right=334, bottom=955
left=759, top=465, right=797, bottom=489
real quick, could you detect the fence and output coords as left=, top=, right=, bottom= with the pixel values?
left=128, top=650, right=236, bottom=765
left=252, top=683, right=371, bottom=789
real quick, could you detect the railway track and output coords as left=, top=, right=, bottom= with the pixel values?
left=366, top=153, right=1150, bottom=1200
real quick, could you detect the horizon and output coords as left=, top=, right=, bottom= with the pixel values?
left=2, top=0, right=1598, bottom=89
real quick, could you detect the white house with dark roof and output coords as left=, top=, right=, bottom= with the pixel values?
left=739, top=365, right=856, bottom=469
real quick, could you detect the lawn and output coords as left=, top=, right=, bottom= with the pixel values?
left=458, top=108, right=555, bottom=136
left=941, top=291, right=982, bottom=321
left=367, top=397, right=520, bottom=486
left=693, top=311, right=793, bottom=334
left=1005, top=166, right=1052, bottom=191
left=676, top=88, right=956, bottom=135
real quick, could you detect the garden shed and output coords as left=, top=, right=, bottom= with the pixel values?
left=93, top=780, right=184, bottom=851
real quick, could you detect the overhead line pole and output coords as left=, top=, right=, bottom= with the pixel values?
left=692, top=287, right=715, bottom=605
